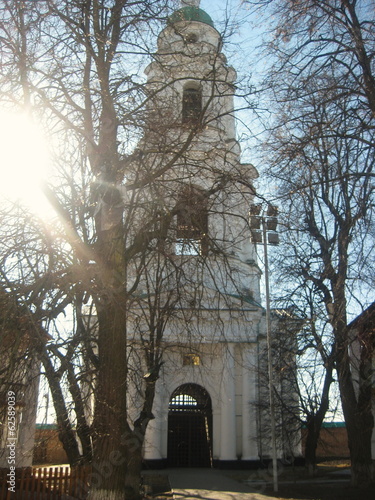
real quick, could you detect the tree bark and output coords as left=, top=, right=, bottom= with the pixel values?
left=304, top=419, right=319, bottom=477
left=336, top=322, right=374, bottom=486
left=88, top=294, right=139, bottom=500
left=304, top=362, right=334, bottom=476
left=86, top=204, right=144, bottom=500
left=40, top=351, right=83, bottom=467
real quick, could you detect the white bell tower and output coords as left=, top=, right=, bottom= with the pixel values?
left=138, top=0, right=269, bottom=468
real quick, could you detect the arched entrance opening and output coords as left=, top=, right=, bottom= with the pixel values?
left=167, top=383, right=213, bottom=467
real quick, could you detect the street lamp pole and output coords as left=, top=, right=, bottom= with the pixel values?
left=250, top=204, right=279, bottom=493
left=262, top=215, right=278, bottom=493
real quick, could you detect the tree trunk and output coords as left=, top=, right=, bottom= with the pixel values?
left=348, top=417, right=374, bottom=486
left=304, top=361, right=334, bottom=476
left=336, top=328, right=374, bottom=486
left=88, top=425, right=142, bottom=500
left=123, top=429, right=143, bottom=500
left=304, top=419, right=319, bottom=477
left=87, top=292, right=143, bottom=500
left=341, top=382, right=374, bottom=486
left=40, top=350, right=83, bottom=466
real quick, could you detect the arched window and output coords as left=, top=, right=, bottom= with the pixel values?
left=168, top=384, right=211, bottom=414
left=176, top=185, right=208, bottom=255
left=182, top=85, right=202, bottom=125
left=169, top=393, right=198, bottom=409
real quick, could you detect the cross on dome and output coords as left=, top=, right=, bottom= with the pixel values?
left=180, top=0, right=200, bottom=7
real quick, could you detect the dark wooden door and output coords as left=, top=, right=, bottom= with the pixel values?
left=167, top=413, right=212, bottom=467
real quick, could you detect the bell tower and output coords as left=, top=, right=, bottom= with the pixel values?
left=138, top=0, right=267, bottom=467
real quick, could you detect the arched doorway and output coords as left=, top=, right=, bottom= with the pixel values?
left=167, top=383, right=213, bottom=467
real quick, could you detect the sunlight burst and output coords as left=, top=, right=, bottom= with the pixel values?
left=0, top=109, right=51, bottom=216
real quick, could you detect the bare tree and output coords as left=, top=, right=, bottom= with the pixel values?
left=0, top=1, right=259, bottom=499
left=243, top=0, right=375, bottom=484
left=259, top=58, right=374, bottom=483
left=261, top=295, right=338, bottom=475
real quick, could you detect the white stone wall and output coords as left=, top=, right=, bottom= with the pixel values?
left=143, top=340, right=263, bottom=462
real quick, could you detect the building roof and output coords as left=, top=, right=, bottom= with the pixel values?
left=322, top=422, right=346, bottom=428
left=168, top=6, right=215, bottom=28
left=302, top=421, right=346, bottom=428
left=348, top=302, right=375, bottom=334
left=36, top=423, right=59, bottom=430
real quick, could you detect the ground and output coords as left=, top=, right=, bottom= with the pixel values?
left=142, top=473, right=172, bottom=499
left=144, top=461, right=375, bottom=500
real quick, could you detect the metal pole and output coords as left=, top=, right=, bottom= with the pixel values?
left=263, top=219, right=278, bottom=493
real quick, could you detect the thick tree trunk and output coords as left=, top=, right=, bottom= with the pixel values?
left=330, top=251, right=374, bottom=486
left=89, top=439, right=142, bottom=500
left=336, top=331, right=374, bottom=486
left=346, top=385, right=374, bottom=485
left=87, top=293, right=143, bottom=500
left=124, top=430, right=143, bottom=500
left=347, top=418, right=374, bottom=486
left=86, top=208, right=145, bottom=500
left=88, top=426, right=143, bottom=500
left=341, top=384, right=374, bottom=486
left=304, top=420, right=319, bottom=477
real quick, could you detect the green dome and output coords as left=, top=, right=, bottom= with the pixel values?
left=168, top=6, right=215, bottom=28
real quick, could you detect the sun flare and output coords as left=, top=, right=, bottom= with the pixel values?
left=0, top=109, right=51, bottom=215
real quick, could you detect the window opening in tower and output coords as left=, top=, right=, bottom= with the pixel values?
left=182, top=86, right=202, bottom=125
